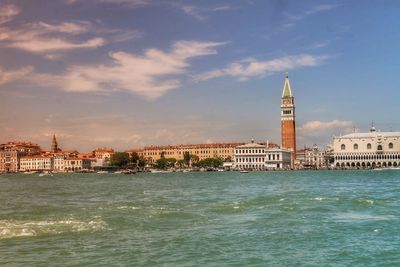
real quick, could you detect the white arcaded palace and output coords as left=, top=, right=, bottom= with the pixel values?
left=333, top=126, right=400, bottom=168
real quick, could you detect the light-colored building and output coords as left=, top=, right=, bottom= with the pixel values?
left=265, top=148, right=292, bottom=170
left=53, top=154, right=66, bottom=172
left=233, top=141, right=268, bottom=170
left=232, top=140, right=292, bottom=170
left=93, top=148, right=114, bottom=160
left=1, top=141, right=41, bottom=155
left=20, top=156, right=53, bottom=172
left=64, top=158, right=91, bottom=172
left=0, top=151, right=23, bottom=173
left=333, top=126, right=400, bottom=168
left=140, top=142, right=250, bottom=163
left=304, top=145, right=327, bottom=169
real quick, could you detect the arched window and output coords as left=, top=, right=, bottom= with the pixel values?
left=377, top=145, right=383, bottom=151
left=341, top=144, right=346, bottom=150
left=389, top=143, right=394, bottom=149
left=367, top=143, right=372, bottom=150
left=354, top=144, right=358, bottom=150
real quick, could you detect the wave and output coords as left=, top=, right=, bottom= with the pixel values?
left=0, top=218, right=108, bottom=240
left=333, top=212, right=395, bottom=222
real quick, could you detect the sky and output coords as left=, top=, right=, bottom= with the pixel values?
left=1, top=0, right=400, bottom=152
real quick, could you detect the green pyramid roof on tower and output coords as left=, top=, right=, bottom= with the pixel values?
left=282, top=73, right=293, bottom=98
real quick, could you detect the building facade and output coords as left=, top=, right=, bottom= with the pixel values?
left=0, top=151, right=22, bottom=173
left=281, top=73, right=297, bottom=159
left=304, top=145, right=328, bottom=169
left=265, top=148, right=292, bottom=170
left=333, top=127, right=400, bottom=168
left=232, top=141, right=292, bottom=170
left=233, top=141, right=268, bottom=170
left=93, top=148, right=114, bottom=160
left=1, top=141, right=41, bottom=155
left=140, top=143, right=246, bottom=163
left=64, top=158, right=91, bottom=172
left=20, top=156, right=53, bottom=172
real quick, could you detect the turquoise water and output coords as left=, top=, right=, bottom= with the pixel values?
left=1, top=171, right=400, bottom=266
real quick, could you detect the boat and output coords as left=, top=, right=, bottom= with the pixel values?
left=122, top=170, right=136, bottom=175
left=240, top=170, right=249, bottom=173
left=97, top=171, right=109, bottom=174
left=39, top=171, right=53, bottom=177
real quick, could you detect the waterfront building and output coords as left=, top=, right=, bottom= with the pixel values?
left=93, top=148, right=114, bottom=160
left=64, top=158, right=91, bottom=172
left=1, top=141, right=41, bottom=155
left=20, top=155, right=53, bottom=172
left=333, top=126, right=400, bottom=168
left=281, top=73, right=297, bottom=159
left=304, top=145, right=327, bottom=169
left=141, top=142, right=247, bottom=163
left=125, top=149, right=145, bottom=158
left=265, top=148, right=292, bottom=170
left=233, top=141, right=268, bottom=170
left=53, top=154, right=66, bottom=172
left=0, top=151, right=23, bottom=173
left=232, top=140, right=292, bottom=170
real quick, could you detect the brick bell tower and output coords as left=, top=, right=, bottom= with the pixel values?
left=281, top=72, right=296, bottom=159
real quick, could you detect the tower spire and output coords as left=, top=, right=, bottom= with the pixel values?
left=282, top=72, right=293, bottom=98
left=51, top=134, right=58, bottom=153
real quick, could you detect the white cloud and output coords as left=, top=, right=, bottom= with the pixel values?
left=31, top=21, right=91, bottom=34
left=196, top=54, right=330, bottom=81
left=0, top=4, right=20, bottom=25
left=66, top=0, right=149, bottom=7
left=0, top=20, right=105, bottom=53
left=10, top=37, right=105, bottom=53
left=0, top=66, right=34, bottom=86
left=285, top=4, right=337, bottom=28
left=23, top=40, right=225, bottom=99
left=298, top=120, right=353, bottom=136
left=180, top=4, right=233, bottom=20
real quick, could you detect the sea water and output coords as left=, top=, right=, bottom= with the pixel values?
left=1, top=170, right=399, bottom=266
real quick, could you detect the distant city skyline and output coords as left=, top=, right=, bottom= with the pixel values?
left=1, top=0, right=400, bottom=151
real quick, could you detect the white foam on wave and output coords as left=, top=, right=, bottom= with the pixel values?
left=314, top=197, right=339, bottom=201
left=0, top=218, right=108, bottom=240
left=117, top=205, right=140, bottom=210
left=333, top=212, right=395, bottom=222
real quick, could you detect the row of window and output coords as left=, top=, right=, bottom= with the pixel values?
left=236, top=149, right=265, bottom=154
left=236, top=157, right=265, bottom=163
left=335, top=153, right=400, bottom=161
left=341, top=143, right=394, bottom=150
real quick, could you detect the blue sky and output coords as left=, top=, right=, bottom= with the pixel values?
left=1, top=0, right=400, bottom=151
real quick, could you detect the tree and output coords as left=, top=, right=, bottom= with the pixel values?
left=155, top=157, right=177, bottom=169
left=190, top=154, right=199, bottom=164
left=130, top=152, right=140, bottom=163
left=183, top=151, right=191, bottom=164
left=110, top=152, right=130, bottom=168
left=138, top=156, right=147, bottom=168
left=177, top=159, right=186, bottom=168
left=224, top=156, right=232, bottom=162
left=194, top=158, right=223, bottom=168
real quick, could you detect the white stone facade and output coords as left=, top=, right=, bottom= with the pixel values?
left=265, top=148, right=292, bottom=170
left=64, top=158, right=91, bottom=172
left=20, top=156, right=53, bottom=171
left=333, top=129, right=400, bottom=168
left=233, top=141, right=292, bottom=170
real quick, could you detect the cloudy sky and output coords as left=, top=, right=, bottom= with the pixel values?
left=1, top=0, right=400, bottom=151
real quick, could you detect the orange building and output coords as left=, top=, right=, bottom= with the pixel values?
left=280, top=73, right=296, bottom=159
